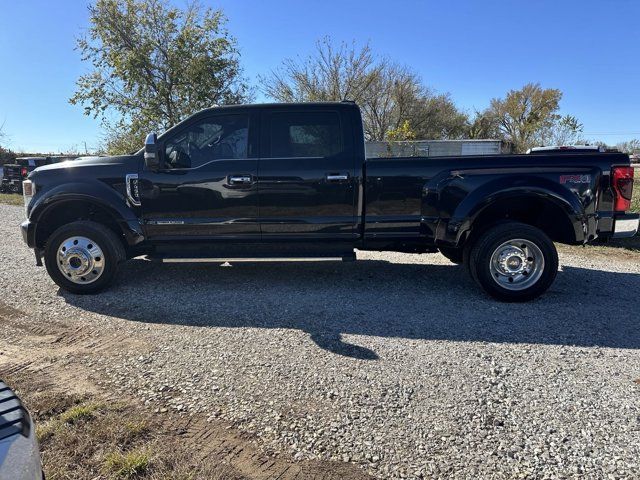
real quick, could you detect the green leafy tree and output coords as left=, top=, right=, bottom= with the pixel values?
left=71, top=0, right=250, bottom=154
left=466, top=110, right=500, bottom=139
left=413, top=93, right=469, bottom=140
left=485, top=83, right=563, bottom=152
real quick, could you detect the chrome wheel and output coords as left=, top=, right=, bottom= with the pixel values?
left=489, top=239, right=544, bottom=291
left=56, top=236, right=105, bottom=284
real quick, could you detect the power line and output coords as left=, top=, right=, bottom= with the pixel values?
left=583, top=132, right=640, bottom=136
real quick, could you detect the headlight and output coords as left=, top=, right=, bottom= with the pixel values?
left=22, top=180, right=35, bottom=216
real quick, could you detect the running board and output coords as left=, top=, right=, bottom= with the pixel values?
left=146, top=253, right=356, bottom=263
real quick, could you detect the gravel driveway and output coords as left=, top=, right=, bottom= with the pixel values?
left=2, top=203, right=640, bottom=479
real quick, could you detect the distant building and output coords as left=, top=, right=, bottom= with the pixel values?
left=365, top=139, right=512, bottom=158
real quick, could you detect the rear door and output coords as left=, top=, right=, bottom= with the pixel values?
left=258, top=108, right=357, bottom=240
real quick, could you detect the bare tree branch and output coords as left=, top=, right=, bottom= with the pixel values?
left=259, top=38, right=468, bottom=141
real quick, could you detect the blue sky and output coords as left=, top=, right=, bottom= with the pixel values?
left=0, top=0, right=639, bottom=153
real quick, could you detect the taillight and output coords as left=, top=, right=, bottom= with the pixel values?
left=612, top=166, right=634, bottom=212
left=21, top=167, right=28, bottom=177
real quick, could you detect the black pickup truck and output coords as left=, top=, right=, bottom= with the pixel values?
left=2, top=157, right=57, bottom=193
left=20, top=102, right=638, bottom=301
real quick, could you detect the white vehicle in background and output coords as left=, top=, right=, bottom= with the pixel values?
left=526, top=145, right=606, bottom=153
left=0, top=380, right=43, bottom=480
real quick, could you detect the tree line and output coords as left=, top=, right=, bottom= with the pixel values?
left=72, top=0, right=589, bottom=154
left=0, top=0, right=637, bottom=159
left=260, top=39, right=586, bottom=153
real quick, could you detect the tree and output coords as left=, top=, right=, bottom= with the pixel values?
left=0, top=122, right=16, bottom=166
left=466, top=111, right=500, bottom=139
left=363, top=63, right=468, bottom=141
left=71, top=0, right=250, bottom=154
left=537, top=115, right=585, bottom=147
left=484, top=83, right=563, bottom=152
left=0, top=147, right=16, bottom=166
left=387, top=120, right=416, bottom=142
left=261, top=38, right=381, bottom=105
left=616, top=139, right=640, bottom=154
left=260, top=38, right=468, bottom=141
left=413, top=93, right=469, bottom=140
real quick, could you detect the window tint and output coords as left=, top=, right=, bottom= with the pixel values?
left=269, top=112, right=342, bottom=158
left=164, top=114, right=248, bottom=169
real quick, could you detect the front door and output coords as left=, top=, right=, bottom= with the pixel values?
left=258, top=108, right=357, bottom=241
left=138, top=112, right=259, bottom=240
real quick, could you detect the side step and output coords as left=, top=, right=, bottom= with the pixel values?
left=145, top=252, right=357, bottom=263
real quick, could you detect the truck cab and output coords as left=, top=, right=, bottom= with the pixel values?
left=137, top=103, right=360, bottom=248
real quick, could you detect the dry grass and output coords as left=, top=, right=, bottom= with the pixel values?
left=0, top=192, right=23, bottom=206
left=630, top=177, right=640, bottom=213
left=5, top=375, right=246, bottom=480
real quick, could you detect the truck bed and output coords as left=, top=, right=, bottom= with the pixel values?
left=363, top=152, right=627, bottom=248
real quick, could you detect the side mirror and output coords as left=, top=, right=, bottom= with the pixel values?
left=144, top=133, right=159, bottom=170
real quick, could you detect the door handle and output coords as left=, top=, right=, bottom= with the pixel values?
left=228, top=175, right=253, bottom=185
left=326, top=173, right=349, bottom=182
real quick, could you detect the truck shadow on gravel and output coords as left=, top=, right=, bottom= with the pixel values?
left=60, top=259, right=640, bottom=360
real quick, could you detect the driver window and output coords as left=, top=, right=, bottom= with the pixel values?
left=163, top=114, right=248, bottom=169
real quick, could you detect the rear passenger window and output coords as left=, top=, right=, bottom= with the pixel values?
left=269, top=112, right=342, bottom=158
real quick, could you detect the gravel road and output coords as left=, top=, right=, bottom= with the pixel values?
left=2, top=203, right=640, bottom=479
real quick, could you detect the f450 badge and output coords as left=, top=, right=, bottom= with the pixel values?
left=560, top=174, right=591, bottom=184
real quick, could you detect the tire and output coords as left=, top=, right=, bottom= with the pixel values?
left=44, top=221, right=125, bottom=294
left=468, top=222, right=558, bottom=302
left=439, top=246, right=464, bottom=264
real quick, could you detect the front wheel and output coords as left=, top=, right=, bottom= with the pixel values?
left=44, top=221, right=125, bottom=294
left=468, top=222, right=558, bottom=302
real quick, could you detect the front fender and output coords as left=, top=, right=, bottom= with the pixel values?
left=29, top=181, right=144, bottom=246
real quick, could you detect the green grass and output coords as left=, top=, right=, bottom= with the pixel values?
left=36, top=402, right=102, bottom=443
left=59, top=402, right=101, bottom=424
left=103, top=450, right=150, bottom=479
left=124, top=420, right=149, bottom=436
left=0, top=193, right=23, bottom=206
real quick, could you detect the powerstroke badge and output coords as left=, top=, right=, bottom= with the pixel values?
left=560, top=174, right=591, bottom=184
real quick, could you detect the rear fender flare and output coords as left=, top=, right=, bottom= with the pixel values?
left=448, top=176, right=586, bottom=244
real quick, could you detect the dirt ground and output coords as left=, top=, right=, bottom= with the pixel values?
left=1, top=185, right=639, bottom=479
left=0, top=305, right=371, bottom=480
